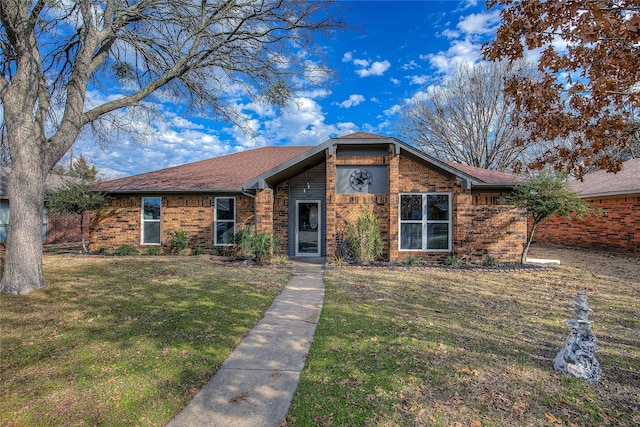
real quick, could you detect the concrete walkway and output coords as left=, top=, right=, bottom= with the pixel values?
left=167, top=259, right=325, bottom=427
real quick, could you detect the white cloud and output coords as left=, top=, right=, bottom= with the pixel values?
left=441, top=28, right=461, bottom=39
left=457, top=10, right=501, bottom=36
left=383, top=104, right=402, bottom=116
left=339, top=94, right=366, bottom=108
left=408, top=75, right=429, bottom=85
left=427, top=39, right=480, bottom=74
left=355, top=60, right=391, bottom=77
left=402, top=60, right=419, bottom=70
left=343, top=52, right=391, bottom=78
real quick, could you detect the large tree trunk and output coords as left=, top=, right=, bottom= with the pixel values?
left=0, top=142, right=47, bottom=294
left=0, top=46, right=51, bottom=294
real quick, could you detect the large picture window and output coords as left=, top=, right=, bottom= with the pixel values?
left=215, top=197, right=235, bottom=246
left=142, top=197, right=161, bottom=244
left=399, top=193, right=451, bottom=251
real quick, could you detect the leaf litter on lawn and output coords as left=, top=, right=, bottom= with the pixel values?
left=287, top=244, right=639, bottom=426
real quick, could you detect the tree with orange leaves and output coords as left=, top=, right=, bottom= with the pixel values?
left=483, top=0, right=640, bottom=178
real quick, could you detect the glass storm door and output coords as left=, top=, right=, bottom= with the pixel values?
left=296, top=201, right=321, bottom=256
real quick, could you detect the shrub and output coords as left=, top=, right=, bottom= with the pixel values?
left=250, top=231, right=279, bottom=264
left=167, top=230, right=191, bottom=255
left=482, top=256, right=500, bottom=267
left=230, top=227, right=279, bottom=264
left=403, top=255, right=421, bottom=266
left=443, top=255, right=460, bottom=266
left=115, top=245, right=139, bottom=256
left=271, top=254, right=289, bottom=265
left=346, top=206, right=384, bottom=264
left=145, top=247, right=161, bottom=256
left=192, top=247, right=204, bottom=256
left=94, top=247, right=108, bottom=255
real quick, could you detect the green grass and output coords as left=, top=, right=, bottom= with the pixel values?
left=286, top=253, right=639, bottom=426
left=1, top=255, right=289, bottom=426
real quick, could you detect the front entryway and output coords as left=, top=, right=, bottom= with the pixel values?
left=295, top=200, right=321, bottom=256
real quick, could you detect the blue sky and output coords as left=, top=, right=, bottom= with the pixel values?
left=71, top=0, right=502, bottom=180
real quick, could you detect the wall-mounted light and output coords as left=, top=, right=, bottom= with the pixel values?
left=303, top=169, right=310, bottom=193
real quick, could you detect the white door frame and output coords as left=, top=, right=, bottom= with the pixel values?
left=295, top=200, right=321, bottom=256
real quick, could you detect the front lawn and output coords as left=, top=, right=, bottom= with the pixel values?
left=0, top=255, right=289, bottom=426
left=286, top=246, right=639, bottom=426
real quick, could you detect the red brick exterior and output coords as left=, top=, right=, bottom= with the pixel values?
left=387, top=155, right=524, bottom=263
left=531, top=194, right=640, bottom=254
left=273, top=181, right=290, bottom=254
left=90, top=195, right=254, bottom=254
left=91, top=151, right=526, bottom=262
left=45, top=212, right=90, bottom=245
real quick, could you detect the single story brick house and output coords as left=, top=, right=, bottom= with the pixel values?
left=532, top=158, right=640, bottom=254
left=91, top=133, right=526, bottom=262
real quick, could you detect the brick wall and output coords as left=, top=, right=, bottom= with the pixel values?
left=90, top=194, right=254, bottom=253
left=90, top=157, right=526, bottom=262
left=329, top=152, right=391, bottom=259
left=459, top=192, right=525, bottom=263
left=45, top=212, right=90, bottom=244
left=273, top=181, right=290, bottom=255
left=327, top=153, right=525, bottom=263
left=532, top=195, right=640, bottom=254
left=325, top=154, right=337, bottom=257
left=255, top=189, right=273, bottom=234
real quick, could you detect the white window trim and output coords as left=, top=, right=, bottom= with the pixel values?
left=214, top=197, right=236, bottom=246
left=141, top=197, right=162, bottom=245
left=398, top=192, right=452, bottom=252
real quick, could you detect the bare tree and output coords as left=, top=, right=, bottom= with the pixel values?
left=0, top=0, right=344, bottom=294
left=397, top=61, right=541, bottom=172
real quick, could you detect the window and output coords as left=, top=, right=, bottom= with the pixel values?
left=142, top=197, right=161, bottom=244
left=0, top=200, right=47, bottom=242
left=42, top=206, right=48, bottom=240
left=399, top=193, right=451, bottom=251
left=215, top=197, right=235, bottom=245
left=0, top=200, right=9, bottom=242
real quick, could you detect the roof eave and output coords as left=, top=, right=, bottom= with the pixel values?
left=577, top=190, right=640, bottom=199
left=470, top=183, right=520, bottom=191
left=96, top=188, right=243, bottom=195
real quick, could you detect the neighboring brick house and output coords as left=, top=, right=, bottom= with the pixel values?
left=0, top=168, right=89, bottom=245
left=91, top=133, right=526, bottom=263
left=532, top=158, right=640, bottom=254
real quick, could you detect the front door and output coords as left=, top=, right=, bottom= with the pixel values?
left=295, top=200, right=321, bottom=256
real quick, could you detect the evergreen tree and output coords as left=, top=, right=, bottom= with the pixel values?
left=47, top=182, right=108, bottom=253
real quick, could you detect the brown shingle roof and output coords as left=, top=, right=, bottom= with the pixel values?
left=443, top=161, right=525, bottom=185
left=95, top=146, right=311, bottom=193
left=337, top=132, right=387, bottom=139
left=570, top=158, right=640, bottom=197
left=96, top=133, right=525, bottom=193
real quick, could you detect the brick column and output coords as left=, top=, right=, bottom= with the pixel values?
left=454, top=191, right=473, bottom=259
left=325, top=150, right=337, bottom=258
left=388, top=152, right=400, bottom=262
left=255, top=189, right=274, bottom=234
